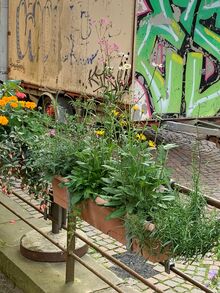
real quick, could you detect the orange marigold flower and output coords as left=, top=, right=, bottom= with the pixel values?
left=25, top=101, right=37, bottom=110
left=10, top=102, right=19, bottom=108
left=0, top=115, right=9, bottom=126
left=2, top=96, right=18, bottom=103
left=0, top=100, right=6, bottom=107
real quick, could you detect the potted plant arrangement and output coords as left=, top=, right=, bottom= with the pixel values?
left=28, top=16, right=220, bottom=262
left=30, top=95, right=220, bottom=263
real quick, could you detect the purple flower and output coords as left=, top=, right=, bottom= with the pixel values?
left=208, top=269, right=217, bottom=280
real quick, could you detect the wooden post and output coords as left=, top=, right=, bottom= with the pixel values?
left=65, top=211, right=76, bottom=283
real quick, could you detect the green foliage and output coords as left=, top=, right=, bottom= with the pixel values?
left=153, top=190, right=220, bottom=261
left=0, top=80, right=24, bottom=98
left=100, top=143, right=176, bottom=219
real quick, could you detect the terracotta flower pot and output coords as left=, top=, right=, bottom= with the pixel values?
left=131, top=238, right=170, bottom=263
left=51, top=177, right=170, bottom=262
left=80, top=198, right=126, bottom=245
left=52, top=176, right=69, bottom=209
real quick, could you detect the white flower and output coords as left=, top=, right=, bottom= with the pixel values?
left=123, top=63, right=131, bottom=70
left=119, top=63, right=131, bottom=70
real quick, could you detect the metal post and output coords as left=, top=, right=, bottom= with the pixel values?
left=0, top=0, right=8, bottom=81
left=51, top=202, right=62, bottom=234
left=65, top=211, right=76, bottom=283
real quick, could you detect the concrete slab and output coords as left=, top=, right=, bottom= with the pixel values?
left=0, top=193, right=130, bottom=293
left=0, top=193, right=32, bottom=223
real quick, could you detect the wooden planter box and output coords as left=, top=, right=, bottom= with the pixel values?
left=52, top=176, right=170, bottom=263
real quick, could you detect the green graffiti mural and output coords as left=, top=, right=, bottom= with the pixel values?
left=134, top=0, right=220, bottom=119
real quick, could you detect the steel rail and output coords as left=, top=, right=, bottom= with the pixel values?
left=10, top=190, right=163, bottom=293
left=0, top=200, right=124, bottom=293
left=172, top=182, right=220, bottom=209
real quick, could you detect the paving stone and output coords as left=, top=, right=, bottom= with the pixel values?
left=174, top=286, right=187, bottom=292
left=163, top=280, right=178, bottom=287
left=191, top=289, right=203, bottom=293
left=154, top=273, right=170, bottom=281
left=181, top=283, right=195, bottom=290
left=105, top=244, right=117, bottom=250
left=153, top=265, right=165, bottom=272
left=114, top=247, right=127, bottom=254
left=172, top=277, right=186, bottom=284
left=155, top=283, right=170, bottom=291
left=145, top=277, right=158, bottom=284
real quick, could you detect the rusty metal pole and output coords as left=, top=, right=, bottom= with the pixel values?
left=65, top=210, right=76, bottom=283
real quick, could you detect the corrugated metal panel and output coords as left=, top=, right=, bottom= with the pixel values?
left=0, top=0, right=8, bottom=81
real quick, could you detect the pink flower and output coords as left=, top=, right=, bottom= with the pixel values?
left=100, top=17, right=111, bottom=26
left=16, top=91, right=26, bottom=99
left=48, top=129, right=56, bottom=137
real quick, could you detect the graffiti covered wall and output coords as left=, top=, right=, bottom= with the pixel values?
left=134, top=0, right=220, bottom=119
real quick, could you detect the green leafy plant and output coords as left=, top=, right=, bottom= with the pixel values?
left=0, top=81, right=52, bottom=197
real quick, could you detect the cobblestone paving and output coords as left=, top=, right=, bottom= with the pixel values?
left=159, top=129, right=220, bottom=200
left=79, top=221, right=220, bottom=293
left=0, top=272, right=23, bottom=293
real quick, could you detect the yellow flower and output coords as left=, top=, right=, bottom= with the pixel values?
left=119, top=120, right=127, bottom=127
left=10, top=102, right=19, bottom=108
left=136, top=133, right=147, bottom=141
left=112, top=109, right=119, bottom=117
left=19, top=101, right=26, bottom=108
left=25, top=101, right=37, bottom=110
left=132, top=104, right=140, bottom=111
left=148, top=140, right=156, bottom=148
left=95, top=129, right=105, bottom=136
left=0, top=115, right=9, bottom=126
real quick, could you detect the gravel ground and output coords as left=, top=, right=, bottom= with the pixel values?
left=0, top=272, right=23, bottom=293
left=110, top=251, right=158, bottom=280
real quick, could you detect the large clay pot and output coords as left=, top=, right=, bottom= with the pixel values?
left=80, top=198, right=126, bottom=245
left=52, top=177, right=170, bottom=263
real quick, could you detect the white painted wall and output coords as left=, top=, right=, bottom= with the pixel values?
left=0, top=0, right=8, bottom=81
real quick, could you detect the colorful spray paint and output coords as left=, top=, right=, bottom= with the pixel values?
left=134, top=0, right=220, bottom=119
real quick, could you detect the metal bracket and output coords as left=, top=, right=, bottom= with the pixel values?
left=164, top=258, right=175, bottom=274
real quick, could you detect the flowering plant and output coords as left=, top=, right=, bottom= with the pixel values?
left=0, top=80, right=52, bottom=198
left=88, top=17, right=131, bottom=103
